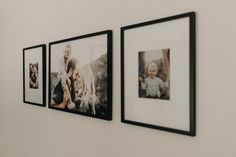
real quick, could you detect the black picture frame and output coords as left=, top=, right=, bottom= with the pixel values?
left=23, top=44, right=46, bottom=107
left=121, top=12, right=196, bottom=136
left=49, top=30, right=112, bottom=120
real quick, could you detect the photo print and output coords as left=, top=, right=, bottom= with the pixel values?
left=23, top=44, right=46, bottom=107
left=138, top=48, right=170, bottom=100
left=49, top=31, right=112, bottom=120
left=29, top=63, right=39, bottom=89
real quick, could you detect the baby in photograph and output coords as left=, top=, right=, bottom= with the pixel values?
left=142, top=62, right=168, bottom=98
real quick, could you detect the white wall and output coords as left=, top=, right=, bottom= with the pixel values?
left=0, top=0, right=236, bottom=157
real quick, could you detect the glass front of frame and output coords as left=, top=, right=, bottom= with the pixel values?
left=49, top=30, right=112, bottom=120
left=23, top=44, right=46, bottom=107
left=121, top=12, right=195, bottom=136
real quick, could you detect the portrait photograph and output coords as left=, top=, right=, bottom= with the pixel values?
left=49, top=30, right=112, bottom=120
left=29, top=62, right=39, bottom=89
left=23, top=44, right=46, bottom=107
left=138, top=48, right=170, bottom=100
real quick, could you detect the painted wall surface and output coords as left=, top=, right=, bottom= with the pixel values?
left=0, top=0, right=236, bottom=157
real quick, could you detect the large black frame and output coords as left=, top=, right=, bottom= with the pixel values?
left=121, top=12, right=196, bottom=136
left=49, top=30, right=112, bottom=120
left=23, top=44, right=46, bottom=107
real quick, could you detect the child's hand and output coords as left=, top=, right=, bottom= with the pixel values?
left=62, top=81, right=71, bottom=105
left=139, top=76, right=144, bottom=82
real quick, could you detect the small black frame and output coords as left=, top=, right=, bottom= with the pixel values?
left=121, top=12, right=196, bottom=136
left=49, top=30, right=112, bottom=120
left=23, top=44, right=46, bottom=107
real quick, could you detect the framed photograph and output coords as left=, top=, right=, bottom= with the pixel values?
left=121, top=12, right=196, bottom=136
left=23, top=44, right=46, bottom=107
left=49, top=30, right=112, bottom=120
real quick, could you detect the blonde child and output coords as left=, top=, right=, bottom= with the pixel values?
left=143, top=62, right=168, bottom=98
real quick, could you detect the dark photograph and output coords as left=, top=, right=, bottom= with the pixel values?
left=29, top=63, right=39, bottom=89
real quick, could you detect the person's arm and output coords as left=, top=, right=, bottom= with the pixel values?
left=139, top=77, right=146, bottom=90
left=29, top=74, right=38, bottom=88
left=51, top=80, right=71, bottom=109
left=29, top=80, right=34, bottom=87
left=141, top=81, right=146, bottom=90
left=58, top=59, right=65, bottom=76
left=159, top=78, right=168, bottom=89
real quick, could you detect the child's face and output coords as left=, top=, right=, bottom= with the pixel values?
left=148, top=66, right=158, bottom=79
left=64, top=48, right=71, bottom=61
